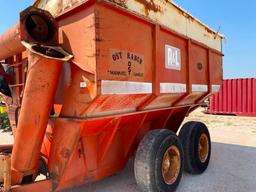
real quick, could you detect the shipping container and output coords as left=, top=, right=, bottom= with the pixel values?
left=208, top=78, right=256, bottom=116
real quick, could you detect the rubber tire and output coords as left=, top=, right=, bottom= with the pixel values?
left=179, top=121, right=211, bottom=174
left=134, top=129, right=184, bottom=192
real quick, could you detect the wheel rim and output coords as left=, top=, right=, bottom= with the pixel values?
left=162, top=145, right=181, bottom=185
left=198, top=133, right=209, bottom=163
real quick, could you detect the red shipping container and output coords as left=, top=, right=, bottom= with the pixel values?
left=208, top=78, right=256, bottom=116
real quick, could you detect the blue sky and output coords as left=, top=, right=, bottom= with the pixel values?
left=0, top=0, right=255, bottom=79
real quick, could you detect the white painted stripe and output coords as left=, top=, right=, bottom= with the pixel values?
left=212, top=84, right=221, bottom=93
left=192, top=84, right=208, bottom=92
left=101, top=80, right=152, bottom=95
left=160, top=83, right=186, bottom=93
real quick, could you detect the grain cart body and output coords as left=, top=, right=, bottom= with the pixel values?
left=0, top=0, right=223, bottom=191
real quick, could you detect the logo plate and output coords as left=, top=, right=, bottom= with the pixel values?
left=165, top=45, right=181, bottom=70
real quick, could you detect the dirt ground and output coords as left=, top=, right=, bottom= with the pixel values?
left=1, top=108, right=256, bottom=192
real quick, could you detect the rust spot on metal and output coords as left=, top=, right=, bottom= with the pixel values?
left=135, top=0, right=162, bottom=15
left=109, top=0, right=128, bottom=8
left=204, top=26, right=216, bottom=36
left=34, top=0, right=82, bottom=17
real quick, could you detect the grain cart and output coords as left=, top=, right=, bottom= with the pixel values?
left=0, top=0, right=224, bottom=191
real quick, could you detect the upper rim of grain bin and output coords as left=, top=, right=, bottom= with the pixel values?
left=33, top=0, right=225, bottom=52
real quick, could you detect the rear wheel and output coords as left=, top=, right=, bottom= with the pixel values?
left=179, top=121, right=211, bottom=174
left=134, top=129, right=183, bottom=192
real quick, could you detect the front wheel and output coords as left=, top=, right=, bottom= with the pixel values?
left=134, top=129, right=184, bottom=192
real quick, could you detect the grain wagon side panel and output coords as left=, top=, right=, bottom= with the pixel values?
left=53, top=4, right=98, bottom=117
left=32, top=0, right=224, bottom=118
left=101, top=0, right=223, bottom=51
left=91, top=3, right=154, bottom=116
left=209, top=51, right=223, bottom=91
left=58, top=4, right=97, bottom=74
left=144, top=26, right=189, bottom=109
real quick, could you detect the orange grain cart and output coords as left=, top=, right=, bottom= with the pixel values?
left=0, top=0, right=223, bottom=191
